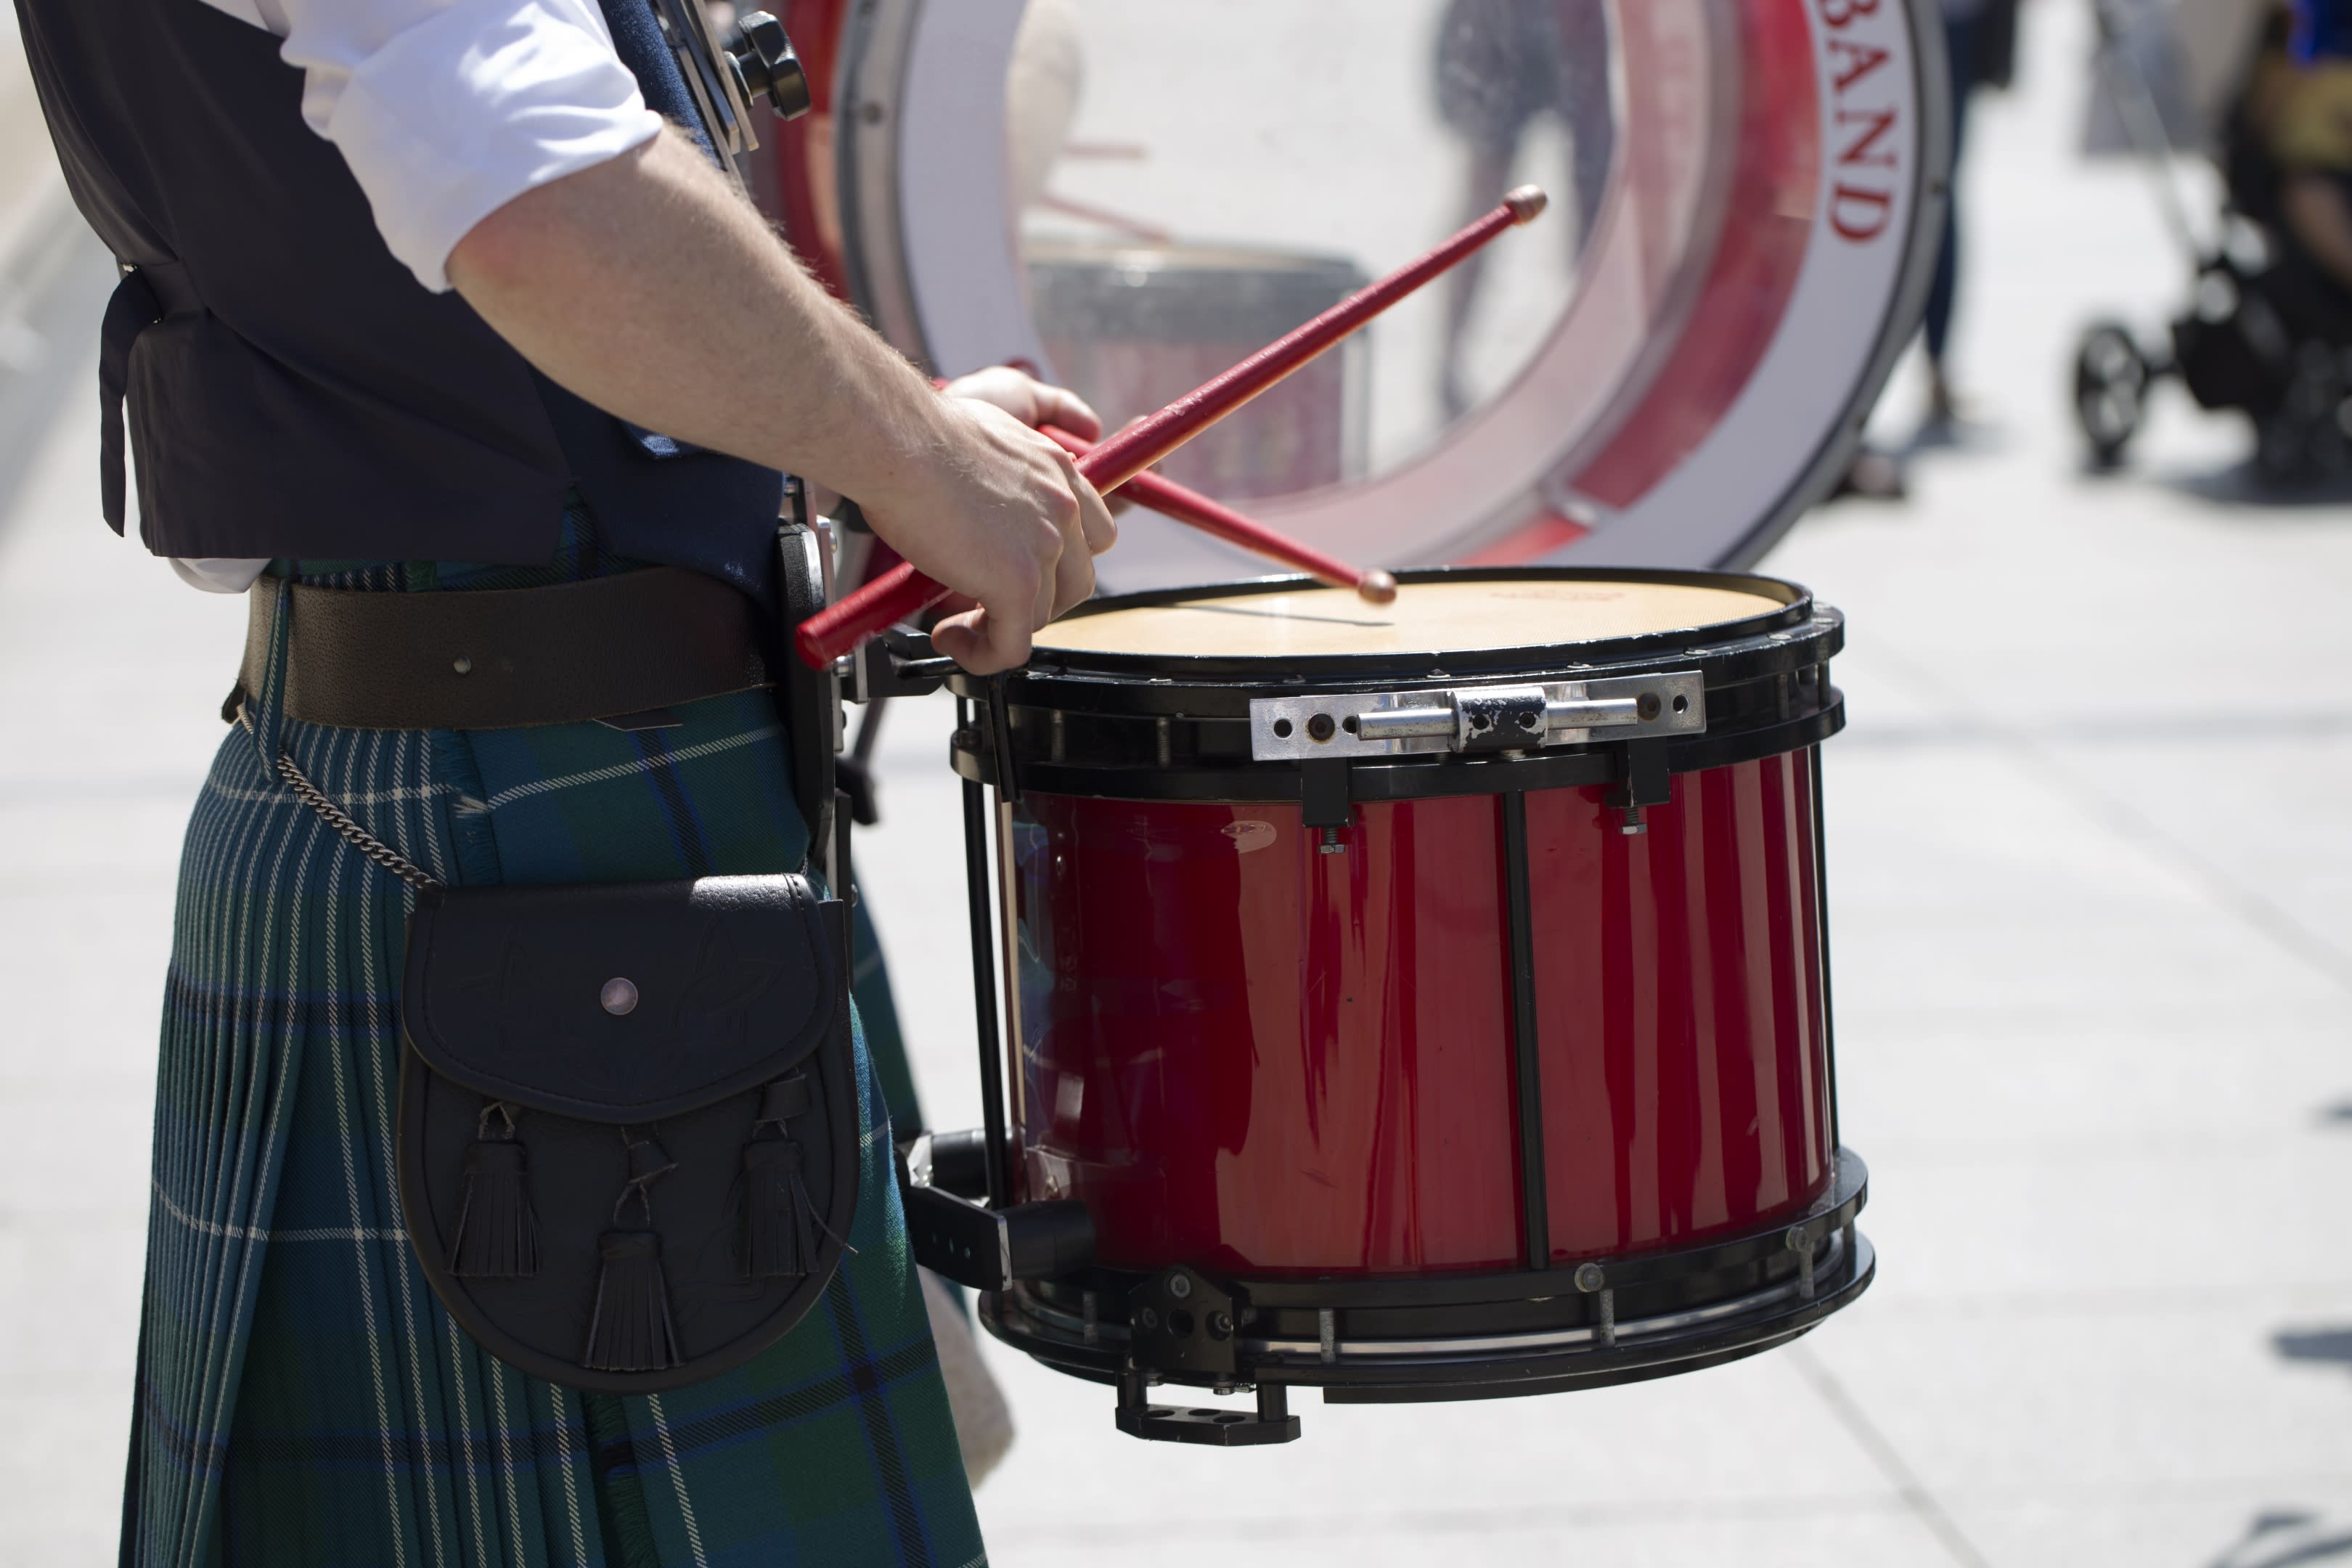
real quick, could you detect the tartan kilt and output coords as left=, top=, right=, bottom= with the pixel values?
left=126, top=579, right=986, bottom=1567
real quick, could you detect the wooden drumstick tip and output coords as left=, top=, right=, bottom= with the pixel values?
left=1355, top=569, right=1399, bottom=605
left=1504, top=185, right=1548, bottom=224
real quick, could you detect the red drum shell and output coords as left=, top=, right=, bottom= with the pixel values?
left=1007, top=748, right=1831, bottom=1278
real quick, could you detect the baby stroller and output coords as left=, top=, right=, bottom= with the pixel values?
left=2073, top=1, right=2352, bottom=478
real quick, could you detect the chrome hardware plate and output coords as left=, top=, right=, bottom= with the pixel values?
left=1248, top=671, right=1705, bottom=762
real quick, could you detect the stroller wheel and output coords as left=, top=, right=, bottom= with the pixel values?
left=2075, top=322, right=2150, bottom=468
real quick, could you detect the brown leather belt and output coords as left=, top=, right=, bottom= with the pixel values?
left=240, top=569, right=775, bottom=730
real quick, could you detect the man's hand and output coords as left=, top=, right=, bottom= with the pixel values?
left=863, top=386, right=1116, bottom=674
left=444, top=128, right=1113, bottom=675
left=936, top=365, right=1103, bottom=441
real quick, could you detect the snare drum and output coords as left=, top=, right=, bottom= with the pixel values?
left=944, top=568, right=1869, bottom=1444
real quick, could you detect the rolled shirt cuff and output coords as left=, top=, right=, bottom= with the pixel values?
left=319, top=0, right=664, bottom=291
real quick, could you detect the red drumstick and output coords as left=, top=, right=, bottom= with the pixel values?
left=1037, top=423, right=1397, bottom=604
left=794, top=184, right=1548, bottom=668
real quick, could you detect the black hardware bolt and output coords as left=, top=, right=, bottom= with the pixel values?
left=729, top=11, right=813, bottom=118
left=1307, top=713, right=1336, bottom=742
left=1636, top=692, right=1662, bottom=721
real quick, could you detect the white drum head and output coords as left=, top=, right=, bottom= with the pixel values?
left=1033, top=576, right=1786, bottom=659
left=837, top=0, right=1948, bottom=581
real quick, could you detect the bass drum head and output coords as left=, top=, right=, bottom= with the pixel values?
left=835, top=0, right=1948, bottom=581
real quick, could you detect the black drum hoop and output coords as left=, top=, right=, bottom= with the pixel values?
left=950, top=699, right=1842, bottom=804
left=981, top=1150, right=1870, bottom=1404
left=940, top=568, right=1844, bottom=804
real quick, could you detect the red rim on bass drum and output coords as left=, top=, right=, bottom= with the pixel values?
left=907, top=568, right=1868, bottom=1446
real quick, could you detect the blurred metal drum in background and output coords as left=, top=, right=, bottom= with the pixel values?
left=1026, top=242, right=1370, bottom=501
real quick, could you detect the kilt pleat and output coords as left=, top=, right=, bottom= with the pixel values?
left=126, top=580, right=984, bottom=1567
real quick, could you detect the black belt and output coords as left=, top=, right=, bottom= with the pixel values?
left=240, top=569, right=773, bottom=730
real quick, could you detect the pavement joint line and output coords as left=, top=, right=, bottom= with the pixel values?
left=1784, top=1342, right=1997, bottom=1568
left=1866, top=642, right=2352, bottom=1005
left=1840, top=711, right=2352, bottom=748
left=987, top=1490, right=1925, bottom=1548
left=983, top=1477, right=2352, bottom=1549
left=1824, top=1286, right=2352, bottom=1317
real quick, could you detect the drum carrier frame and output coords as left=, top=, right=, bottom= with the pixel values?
left=840, top=568, right=1872, bottom=1447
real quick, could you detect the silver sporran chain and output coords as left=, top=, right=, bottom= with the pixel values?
left=238, top=706, right=441, bottom=892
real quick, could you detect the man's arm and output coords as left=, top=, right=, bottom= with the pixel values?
left=447, top=126, right=1114, bottom=674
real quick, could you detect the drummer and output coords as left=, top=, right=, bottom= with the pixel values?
left=17, top=0, right=1111, bottom=1563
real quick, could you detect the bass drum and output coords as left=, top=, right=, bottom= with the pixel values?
left=826, top=0, right=1949, bottom=576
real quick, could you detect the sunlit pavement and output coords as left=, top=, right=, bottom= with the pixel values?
left=4, top=3, right=2350, bottom=1564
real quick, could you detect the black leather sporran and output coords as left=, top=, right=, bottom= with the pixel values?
left=395, top=873, right=858, bottom=1394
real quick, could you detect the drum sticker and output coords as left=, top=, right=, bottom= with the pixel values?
left=1222, top=820, right=1278, bottom=854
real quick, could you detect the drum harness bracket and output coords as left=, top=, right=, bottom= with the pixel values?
left=1250, top=669, right=1704, bottom=835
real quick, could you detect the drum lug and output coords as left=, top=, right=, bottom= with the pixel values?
left=1606, top=739, right=1674, bottom=835
left=1299, top=758, right=1352, bottom=829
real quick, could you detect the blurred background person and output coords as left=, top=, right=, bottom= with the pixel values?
left=1838, top=0, right=2021, bottom=498
left=1432, top=0, right=1612, bottom=421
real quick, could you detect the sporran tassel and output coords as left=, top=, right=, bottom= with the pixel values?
left=740, top=1138, right=815, bottom=1278
left=449, top=1104, right=538, bottom=1278
left=738, top=1074, right=818, bottom=1280
left=583, top=1230, right=682, bottom=1373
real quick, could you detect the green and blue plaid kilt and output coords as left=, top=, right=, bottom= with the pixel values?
left=124, top=523, right=984, bottom=1567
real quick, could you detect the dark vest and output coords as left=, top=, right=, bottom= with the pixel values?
left=13, top=0, right=784, bottom=600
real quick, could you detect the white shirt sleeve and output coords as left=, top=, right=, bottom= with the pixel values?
left=197, top=0, right=663, bottom=292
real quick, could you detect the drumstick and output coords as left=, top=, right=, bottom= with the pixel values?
left=1037, top=423, right=1397, bottom=605
left=918, top=377, right=1392, bottom=601
left=793, top=184, right=1547, bottom=669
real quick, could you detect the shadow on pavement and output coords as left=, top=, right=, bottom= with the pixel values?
left=2210, top=1510, right=2352, bottom=1568
left=2148, top=461, right=2352, bottom=513
left=2271, top=1328, right=2352, bottom=1371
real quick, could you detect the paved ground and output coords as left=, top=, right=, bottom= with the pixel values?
left=3, top=2, right=2349, bottom=1564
